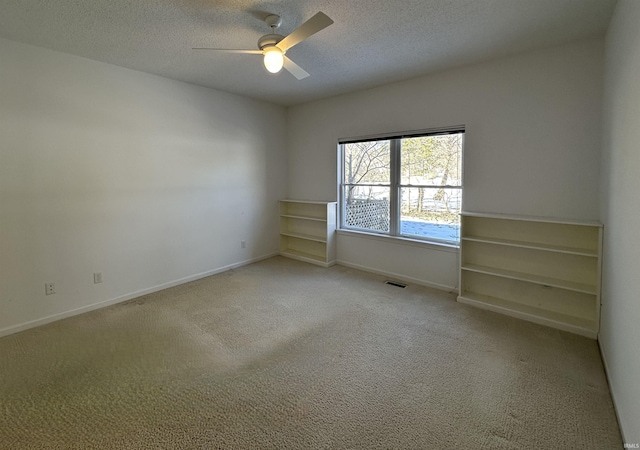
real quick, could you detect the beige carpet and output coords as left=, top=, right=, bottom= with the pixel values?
left=0, top=256, right=622, bottom=449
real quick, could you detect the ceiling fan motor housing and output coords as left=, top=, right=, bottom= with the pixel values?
left=258, top=34, right=285, bottom=51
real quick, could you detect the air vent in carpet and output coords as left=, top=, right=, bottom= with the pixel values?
left=385, top=281, right=407, bottom=288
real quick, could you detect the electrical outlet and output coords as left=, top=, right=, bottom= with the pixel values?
left=241, top=240, right=246, bottom=249
left=94, top=272, right=103, bottom=284
left=45, top=283, right=55, bottom=295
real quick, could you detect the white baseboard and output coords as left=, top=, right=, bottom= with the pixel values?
left=0, top=252, right=278, bottom=339
left=597, top=338, right=628, bottom=444
left=336, top=260, right=458, bottom=294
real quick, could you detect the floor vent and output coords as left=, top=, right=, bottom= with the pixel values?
left=385, top=281, right=407, bottom=288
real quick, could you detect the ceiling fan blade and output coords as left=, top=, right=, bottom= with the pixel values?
left=276, top=12, right=333, bottom=52
left=192, top=48, right=263, bottom=54
left=283, top=56, right=310, bottom=80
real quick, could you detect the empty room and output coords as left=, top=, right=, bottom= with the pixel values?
left=1, top=0, right=638, bottom=448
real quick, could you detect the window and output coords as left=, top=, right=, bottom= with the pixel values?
left=339, top=128, right=464, bottom=245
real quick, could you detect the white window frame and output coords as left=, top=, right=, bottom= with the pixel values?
left=338, top=126, right=464, bottom=247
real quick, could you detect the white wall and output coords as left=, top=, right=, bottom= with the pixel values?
left=0, top=38, right=287, bottom=335
left=599, top=0, right=640, bottom=442
left=287, top=39, right=603, bottom=289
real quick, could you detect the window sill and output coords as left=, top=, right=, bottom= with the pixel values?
left=336, top=229, right=460, bottom=253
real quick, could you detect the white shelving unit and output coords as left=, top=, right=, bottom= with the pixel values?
left=279, top=200, right=337, bottom=267
left=457, top=212, right=603, bottom=338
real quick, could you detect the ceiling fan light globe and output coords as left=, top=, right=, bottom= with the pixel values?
left=263, top=48, right=284, bottom=73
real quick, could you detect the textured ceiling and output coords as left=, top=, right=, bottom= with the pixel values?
left=0, top=0, right=617, bottom=106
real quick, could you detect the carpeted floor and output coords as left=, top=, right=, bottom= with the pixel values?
left=0, top=256, right=622, bottom=449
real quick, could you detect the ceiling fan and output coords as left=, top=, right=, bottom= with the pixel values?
left=193, top=12, right=333, bottom=80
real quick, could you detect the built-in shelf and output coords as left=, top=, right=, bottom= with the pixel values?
left=458, top=212, right=602, bottom=338
left=278, top=248, right=327, bottom=264
left=279, top=231, right=327, bottom=243
left=462, top=236, right=597, bottom=257
left=280, top=214, right=327, bottom=222
left=461, top=264, right=597, bottom=295
left=458, top=291, right=597, bottom=338
left=279, top=200, right=337, bottom=267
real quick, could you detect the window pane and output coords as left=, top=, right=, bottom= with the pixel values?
left=343, top=186, right=390, bottom=233
left=401, top=134, right=462, bottom=186
left=400, top=187, right=461, bottom=242
left=343, top=141, right=391, bottom=185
